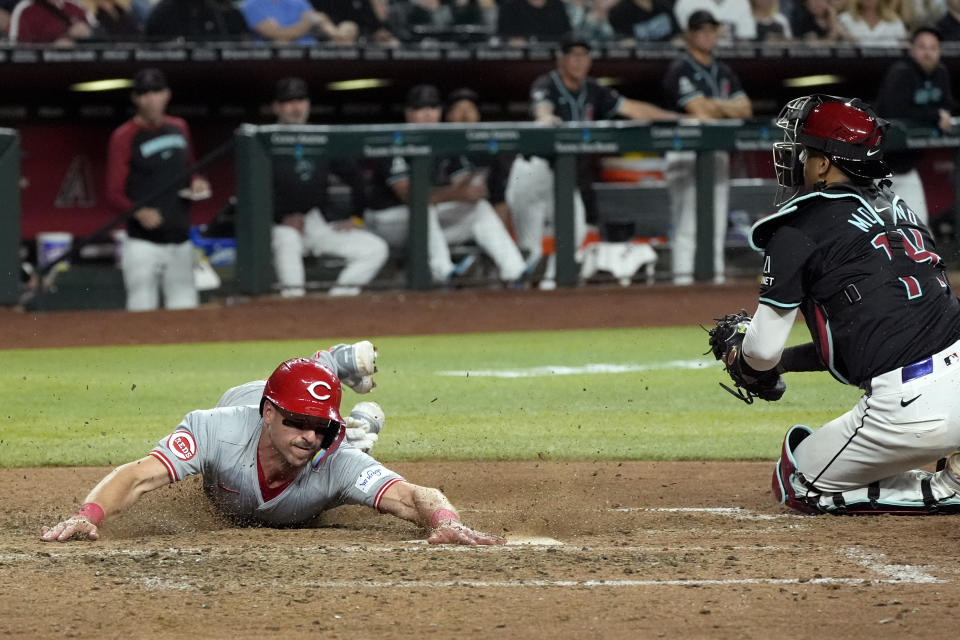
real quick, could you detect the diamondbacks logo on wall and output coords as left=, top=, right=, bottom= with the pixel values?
left=166, top=431, right=197, bottom=461
left=55, top=156, right=95, bottom=208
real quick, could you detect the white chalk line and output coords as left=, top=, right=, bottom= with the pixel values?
left=436, top=359, right=713, bottom=378
left=134, top=576, right=938, bottom=591
left=844, top=547, right=942, bottom=584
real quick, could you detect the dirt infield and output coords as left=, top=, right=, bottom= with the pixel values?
left=3, top=282, right=959, bottom=639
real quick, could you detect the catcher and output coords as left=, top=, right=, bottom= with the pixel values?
left=709, top=94, right=960, bottom=515
left=41, top=342, right=504, bottom=545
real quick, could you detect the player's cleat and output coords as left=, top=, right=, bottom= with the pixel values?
left=328, top=285, right=361, bottom=297
left=771, top=424, right=820, bottom=514
left=448, top=253, right=478, bottom=279
left=320, top=340, right=378, bottom=394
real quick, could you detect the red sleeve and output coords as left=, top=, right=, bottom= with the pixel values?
left=105, top=122, right=134, bottom=211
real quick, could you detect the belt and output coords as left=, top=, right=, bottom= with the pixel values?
left=901, top=357, right=933, bottom=383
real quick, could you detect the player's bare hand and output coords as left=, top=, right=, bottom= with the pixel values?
left=40, top=517, right=100, bottom=543
left=428, top=522, right=506, bottom=546
left=190, top=177, right=212, bottom=199
left=134, top=207, right=163, bottom=229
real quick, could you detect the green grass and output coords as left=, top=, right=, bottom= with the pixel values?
left=0, top=327, right=862, bottom=467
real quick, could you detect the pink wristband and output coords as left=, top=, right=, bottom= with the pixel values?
left=430, top=509, right=460, bottom=528
left=74, top=502, right=104, bottom=527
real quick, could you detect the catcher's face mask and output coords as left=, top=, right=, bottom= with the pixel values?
left=772, top=94, right=890, bottom=206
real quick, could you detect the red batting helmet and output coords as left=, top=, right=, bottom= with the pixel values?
left=772, top=94, right=890, bottom=205
left=260, top=357, right=344, bottom=425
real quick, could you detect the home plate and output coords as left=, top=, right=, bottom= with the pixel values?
left=507, top=537, right=564, bottom=546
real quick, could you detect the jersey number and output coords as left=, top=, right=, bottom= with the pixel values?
left=870, top=229, right=945, bottom=298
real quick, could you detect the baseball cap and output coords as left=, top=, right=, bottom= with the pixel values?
left=274, top=77, right=309, bottom=102
left=132, top=68, right=168, bottom=94
left=687, top=9, right=721, bottom=31
left=447, top=87, right=479, bottom=107
left=406, top=84, right=442, bottom=109
left=559, top=32, right=592, bottom=54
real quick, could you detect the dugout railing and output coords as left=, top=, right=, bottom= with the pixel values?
left=233, top=119, right=960, bottom=294
left=0, top=128, right=20, bottom=305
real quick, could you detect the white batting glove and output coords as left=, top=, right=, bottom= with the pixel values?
left=344, top=424, right=379, bottom=453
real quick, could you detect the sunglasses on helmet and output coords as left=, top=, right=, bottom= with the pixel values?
left=273, top=404, right=342, bottom=436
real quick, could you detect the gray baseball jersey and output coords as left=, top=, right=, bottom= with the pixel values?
left=149, top=381, right=404, bottom=526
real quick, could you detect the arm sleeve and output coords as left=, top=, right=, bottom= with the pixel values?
left=742, top=303, right=798, bottom=371
left=779, top=342, right=827, bottom=372
left=105, top=126, right=134, bottom=212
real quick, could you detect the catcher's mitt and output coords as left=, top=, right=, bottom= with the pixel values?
left=707, top=310, right=786, bottom=404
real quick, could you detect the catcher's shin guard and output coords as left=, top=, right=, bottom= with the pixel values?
left=772, top=425, right=821, bottom=514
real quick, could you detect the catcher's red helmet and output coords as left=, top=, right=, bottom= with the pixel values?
left=260, top=357, right=344, bottom=426
left=772, top=94, right=890, bottom=205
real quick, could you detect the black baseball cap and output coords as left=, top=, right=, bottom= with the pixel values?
left=132, top=68, right=168, bottom=94
left=274, top=77, right=309, bottom=102
left=912, top=24, right=942, bottom=42
left=447, top=87, right=479, bottom=107
left=687, top=9, right=721, bottom=31
left=559, top=32, right=592, bottom=54
left=406, top=84, right=442, bottom=109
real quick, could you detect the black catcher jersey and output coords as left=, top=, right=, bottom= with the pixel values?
left=751, top=182, right=960, bottom=386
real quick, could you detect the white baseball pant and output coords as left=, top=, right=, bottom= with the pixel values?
left=272, top=209, right=389, bottom=296
left=794, top=337, right=960, bottom=506
left=664, top=150, right=729, bottom=284
left=891, top=169, right=930, bottom=225
left=506, top=156, right=587, bottom=280
left=367, top=199, right=525, bottom=282
left=365, top=203, right=454, bottom=282
left=121, top=237, right=198, bottom=312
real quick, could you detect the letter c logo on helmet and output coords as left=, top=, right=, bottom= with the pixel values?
left=307, top=380, right=332, bottom=401
left=260, top=357, right=344, bottom=425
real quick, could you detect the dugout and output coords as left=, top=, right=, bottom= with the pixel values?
left=4, top=41, right=960, bottom=308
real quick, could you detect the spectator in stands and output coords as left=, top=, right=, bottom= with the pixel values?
left=269, top=77, right=388, bottom=297
left=8, top=0, right=93, bottom=44
left=391, top=0, right=489, bottom=42
left=892, top=0, right=945, bottom=31
left=242, top=0, right=348, bottom=44
left=445, top=87, right=516, bottom=235
left=0, top=0, right=17, bottom=37
left=563, top=0, right=618, bottom=43
left=144, top=0, right=248, bottom=41
left=875, top=25, right=953, bottom=225
left=935, top=0, right=960, bottom=38
left=608, top=0, right=678, bottom=43
left=106, top=68, right=212, bottom=311
left=663, top=10, right=752, bottom=285
left=792, top=0, right=849, bottom=41
left=80, top=0, right=141, bottom=39
left=837, top=0, right=907, bottom=43
left=312, top=0, right=393, bottom=43
left=751, top=0, right=793, bottom=39
left=506, top=34, right=679, bottom=289
left=674, top=0, right=757, bottom=40
left=496, top=0, right=571, bottom=45
left=365, top=84, right=527, bottom=287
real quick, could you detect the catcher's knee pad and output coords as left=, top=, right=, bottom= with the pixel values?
left=771, top=424, right=822, bottom=515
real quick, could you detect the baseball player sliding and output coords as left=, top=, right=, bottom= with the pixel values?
left=709, top=94, right=960, bottom=514
left=41, top=342, right=504, bottom=545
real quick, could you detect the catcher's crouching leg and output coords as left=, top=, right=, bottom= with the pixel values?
left=772, top=425, right=822, bottom=514
left=773, top=426, right=960, bottom=515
